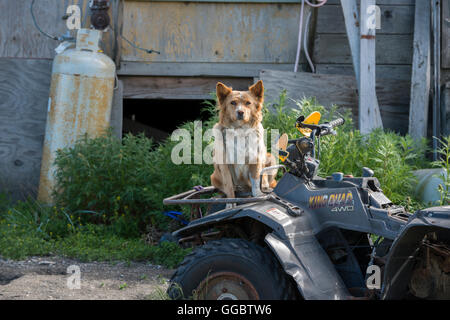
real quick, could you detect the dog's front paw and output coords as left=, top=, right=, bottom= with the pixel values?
left=252, top=189, right=264, bottom=197
left=250, top=177, right=263, bottom=197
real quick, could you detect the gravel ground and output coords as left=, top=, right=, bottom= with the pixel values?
left=0, top=256, right=174, bottom=300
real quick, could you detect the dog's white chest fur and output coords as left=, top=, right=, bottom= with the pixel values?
left=221, top=123, right=266, bottom=187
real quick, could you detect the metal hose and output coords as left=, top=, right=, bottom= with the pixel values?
left=293, top=0, right=327, bottom=73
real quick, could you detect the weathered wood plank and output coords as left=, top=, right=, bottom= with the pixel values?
left=112, top=0, right=124, bottom=67
left=260, top=70, right=411, bottom=108
left=260, top=70, right=357, bottom=113
left=443, top=82, right=450, bottom=136
left=443, top=0, right=450, bottom=69
left=444, top=69, right=450, bottom=84
left=121, top=1, right=307, bottom=64
left=111, top=80, right=123, bottom=139
left=0, top=59, right=52, bottom=200
left=259, top=70, right=410, bottom=134
left=133, top=0, right=415, bottom=3
left=359, top=0, right=383, bottom=133
left=408, top=0, right=431, bottom=140
left=121, top=76, right=253, bottom=100
left=316, top=64, right=411, bottom=80
left=117, top=61, right=303, bottom=77
left=340, top=0, right=361, bottom=85
left=326, top=0, right=414, bottom=5
left=318, top=4, right=414, bottom=35
left=126, top=0, right=305, bottom=2
left=313, top=34, right=413, bottom=64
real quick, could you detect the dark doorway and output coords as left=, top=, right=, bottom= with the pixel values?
left=122, top=99, right=215, bottom=143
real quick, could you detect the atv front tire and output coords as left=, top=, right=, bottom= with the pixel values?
left=167, top=238, right=297, bottom=300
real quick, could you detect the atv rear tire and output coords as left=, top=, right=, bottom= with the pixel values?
left=167, top=238, right=297, bottom=300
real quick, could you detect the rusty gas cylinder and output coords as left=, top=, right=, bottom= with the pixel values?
left=38, top=28, right=116, bottom=203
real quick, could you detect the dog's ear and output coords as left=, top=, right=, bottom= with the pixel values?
left=249, top=80, right=264, bottom=102
left=216, top=82, right=232, bottom=105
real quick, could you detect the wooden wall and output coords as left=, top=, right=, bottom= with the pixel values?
left=310, top=0, right=415, bottom=133
left=443, top=0, right=450, bottom=71
left=118, top=0, right=307, bottom=77
left=313, top=0, right=415, bottom=81
left=442, top=0, right=450, bottom=136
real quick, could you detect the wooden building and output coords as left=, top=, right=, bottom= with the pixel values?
left=0, top=0, right=449, bottom=200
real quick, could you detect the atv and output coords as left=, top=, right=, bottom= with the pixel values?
left=163, top=113, right=450, bottom=300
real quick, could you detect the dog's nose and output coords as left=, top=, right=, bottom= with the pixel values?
left=237, top=110, right=244, bottom=119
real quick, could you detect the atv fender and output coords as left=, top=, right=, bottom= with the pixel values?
left=173, top=201, right=351, bottom=300
left=382, top=206, right=450, bottom=299
left=265, top=232, right=350, bottom=300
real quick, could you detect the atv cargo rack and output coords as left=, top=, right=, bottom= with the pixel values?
left=163, top=186, right=302, bottom=220
left=163, top=186, right=270, bottom=205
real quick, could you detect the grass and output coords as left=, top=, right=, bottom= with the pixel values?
left=0, top=199, right=190, bottom=268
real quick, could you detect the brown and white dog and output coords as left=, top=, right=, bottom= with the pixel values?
left=210, top=80, right=277, bottom=199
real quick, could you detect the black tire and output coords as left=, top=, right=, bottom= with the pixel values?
left=167, top=238, right=297, bottom=300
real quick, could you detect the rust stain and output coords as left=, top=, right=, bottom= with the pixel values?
left=37, top=143, right=53, bottom=202
left=39, top=73, right=114, bottom=203
left=57, top=55, right=71, bottom=63
left=361, top=35, right=376, bottom=40
left=71, top=74, right=82, bottom=135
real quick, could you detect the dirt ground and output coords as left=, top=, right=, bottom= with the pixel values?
left=0, top=256, right=174, bottom=300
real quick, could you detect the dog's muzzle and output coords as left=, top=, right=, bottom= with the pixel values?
left=237, top=111, right=244, bottom=120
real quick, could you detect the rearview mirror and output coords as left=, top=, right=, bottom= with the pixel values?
left=296, top=111, right=321, bottom=136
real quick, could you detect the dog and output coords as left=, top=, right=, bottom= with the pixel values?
left=210, top=80, right=278, bottom=199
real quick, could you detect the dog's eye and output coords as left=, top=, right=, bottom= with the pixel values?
left=230, top=101, right=237, bottom=106
left=245, top=101, right=251, bottom=106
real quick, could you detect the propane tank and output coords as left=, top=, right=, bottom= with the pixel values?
left=38, top=28, right=116, bottom=203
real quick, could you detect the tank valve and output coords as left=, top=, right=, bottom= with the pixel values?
left=89, top=0, right=110, bottom=30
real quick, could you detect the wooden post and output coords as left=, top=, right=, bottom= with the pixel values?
left=408, top=0, right=431, bottom=141
left=111, top=79, right=123, bottom=140
left=359, top=0, right=383, bottom=134
left=340, top=0, right=360, bottom=86
left=442, top=0, right=450, bottom=69
left=112, top=0, right=124, bottom=68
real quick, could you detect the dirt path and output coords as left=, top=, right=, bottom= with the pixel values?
left=0, top=256, right=174, bottom=300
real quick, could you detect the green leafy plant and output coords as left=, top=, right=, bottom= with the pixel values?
left=264, top=92, right=428, bottom=206
left=0, top=197, right=81, bottom=240
left=433, top=136, right=450, bottom=206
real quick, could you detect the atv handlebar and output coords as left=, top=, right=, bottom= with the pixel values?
left=296, top=117, right=345, bottom=137
left=327, top=118, right=345, bottom=129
